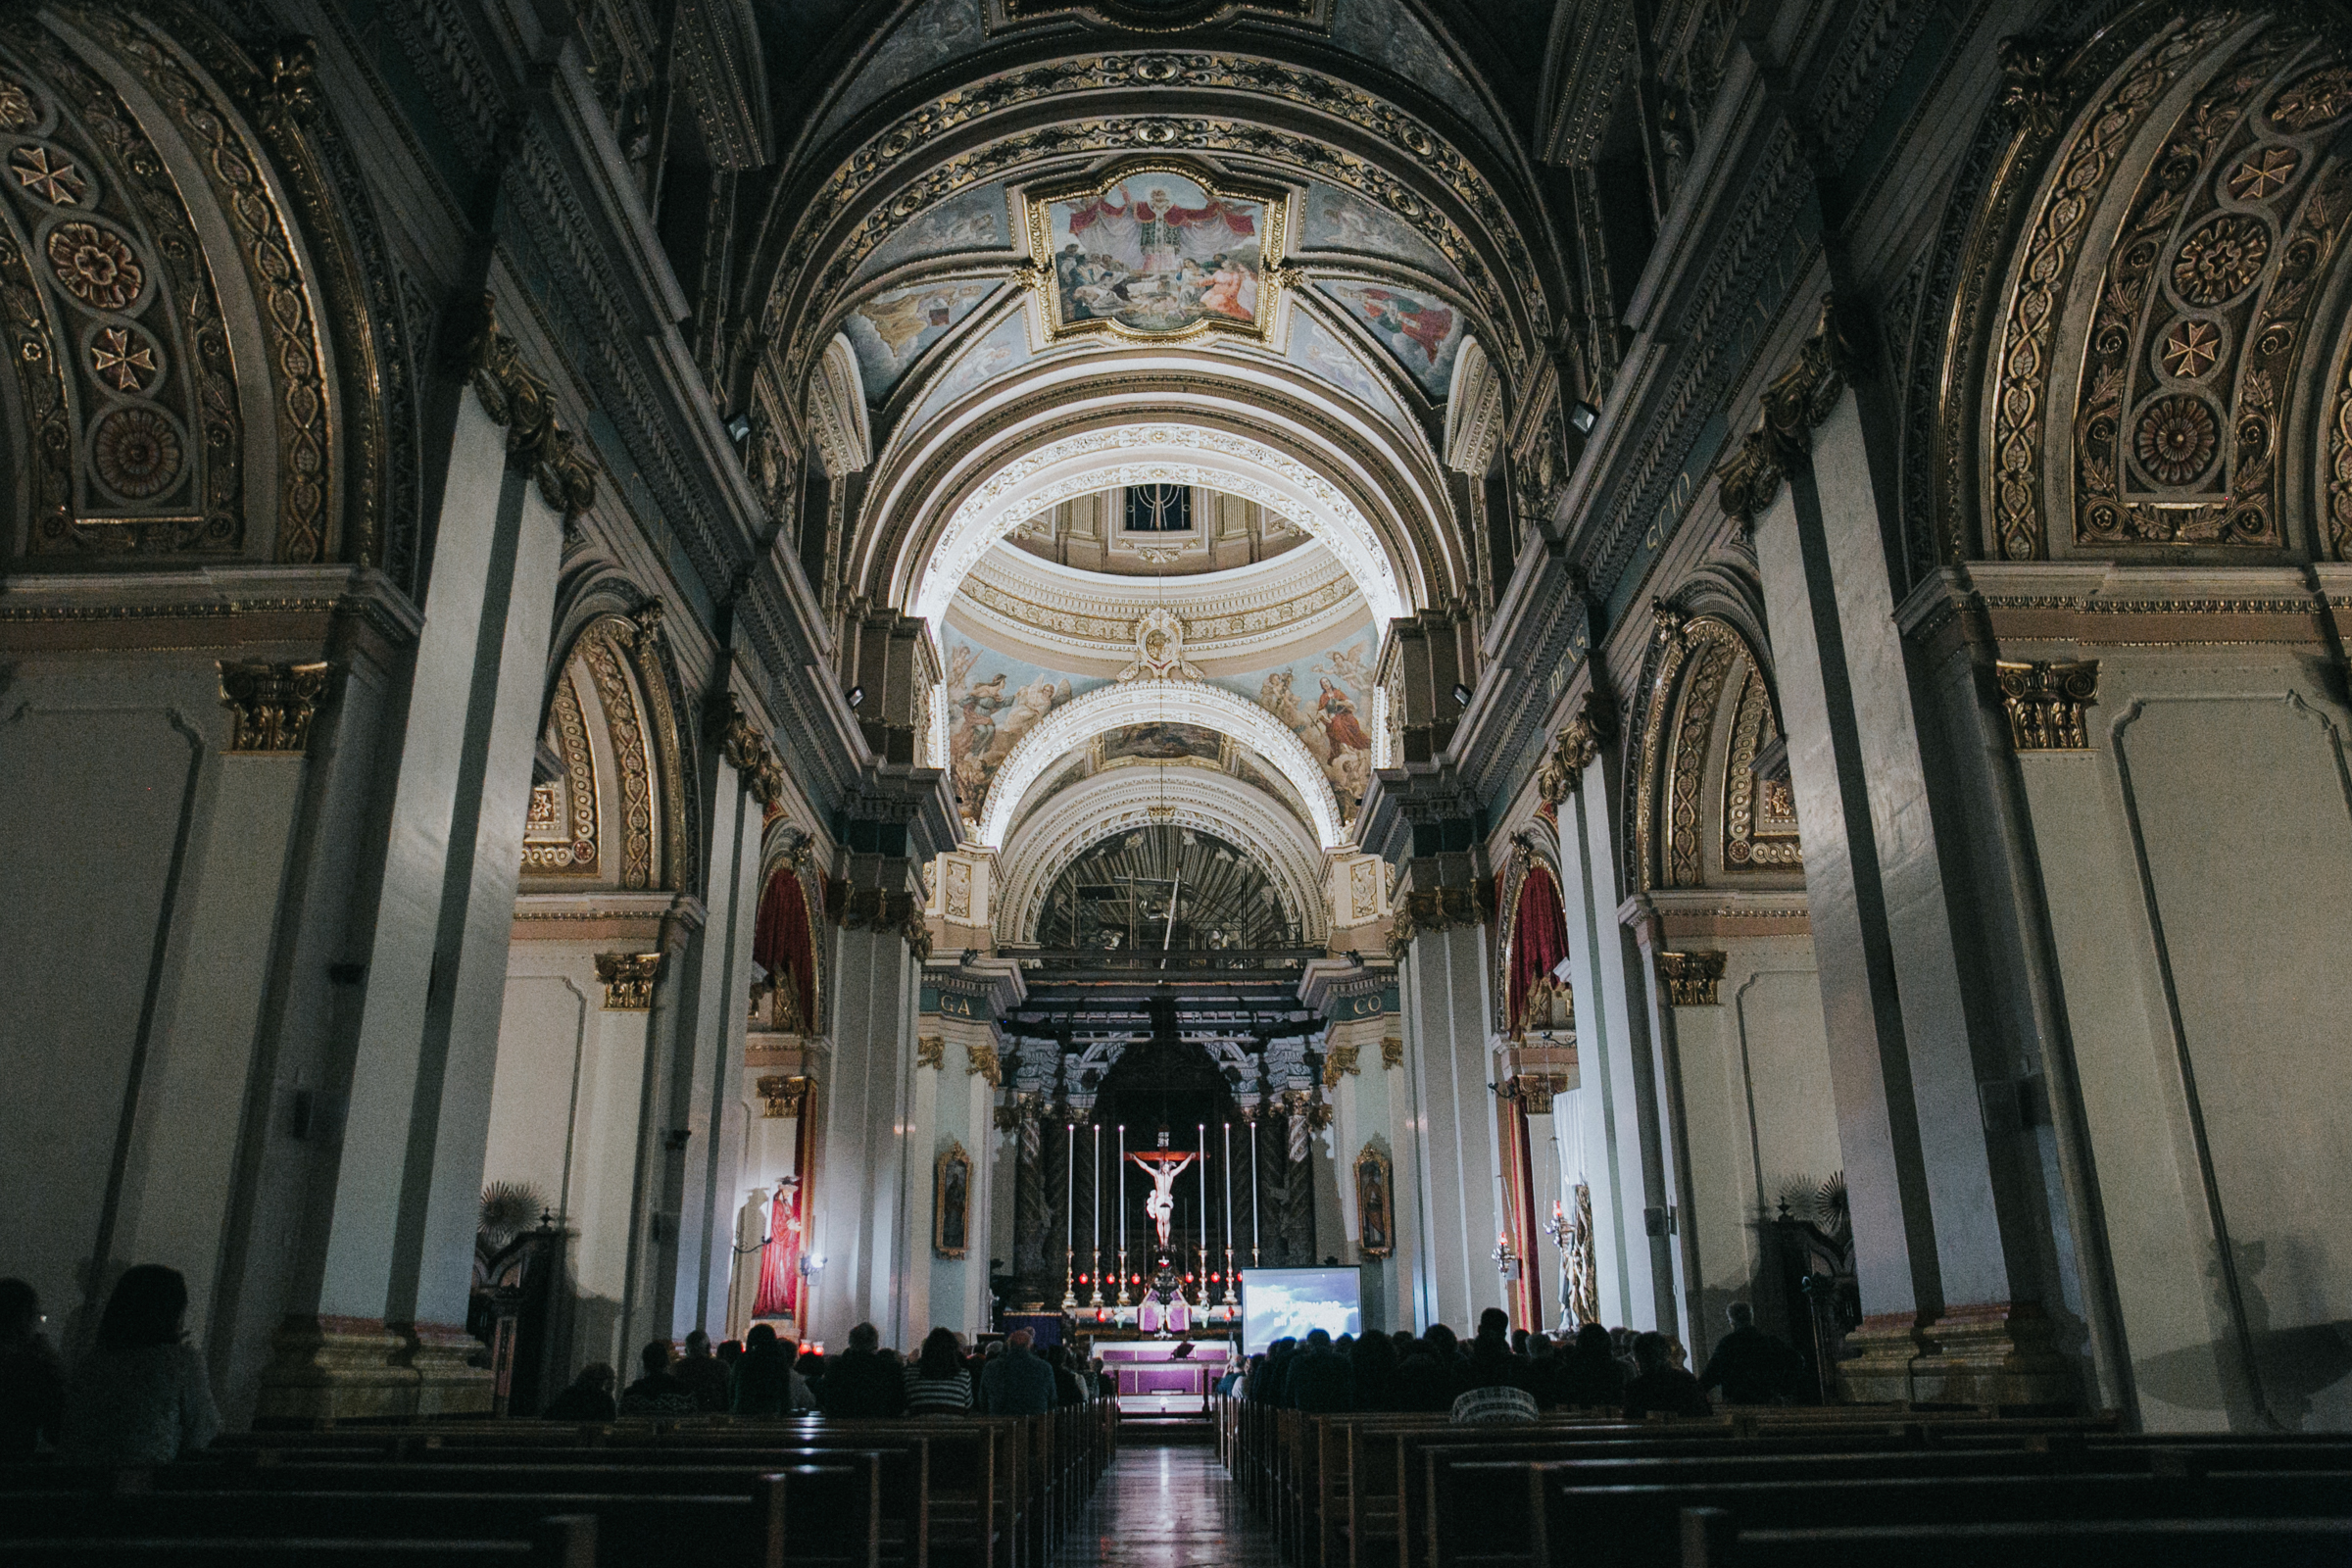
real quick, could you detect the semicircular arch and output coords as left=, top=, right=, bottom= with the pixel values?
left=977, top=679, right=1346, bottom=850
left=996, top=765, right=1328, bottom=950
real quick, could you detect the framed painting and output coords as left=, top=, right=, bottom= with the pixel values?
left=1026, top=159, right=1290, bottom=344
left=1354, top=1143, right=1394, bottom=1258
left=934, top=1140, right=973, bottom=1258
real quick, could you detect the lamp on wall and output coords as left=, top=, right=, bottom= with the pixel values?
left=1451, top=682, right=1472, bottom=709
left=845, top=685, right=864, bottom=710
left=1492, top=1231, right=1521, bottom=1280
left=1568, top=400, right=1601, bottom=435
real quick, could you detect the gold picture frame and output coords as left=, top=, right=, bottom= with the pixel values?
left=1353, top=1143, right=1394, bottom=1259
left=1024, top=158, right=1291, bottom=346
left=934, top=1139, right=973, bottom=1258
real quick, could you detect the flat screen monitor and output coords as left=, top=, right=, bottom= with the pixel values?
left=1240, top=1266, right=1362, bottom=1354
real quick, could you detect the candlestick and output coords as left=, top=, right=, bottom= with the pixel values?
left=1197, top=1122, right=1207, bottom=1304
left=1061, top=1119, right=1078, bottom=1311
left=1222, top=1122, right=1239, bottom=1311
left=1116, top=1124, right=1130, bottom=1309
left=1541, top=1196, right=1572, bottom=1333
left=1091, top=1121, right=1104, bottom=1309
left=1249, top=1114, right=1260, bottom=1266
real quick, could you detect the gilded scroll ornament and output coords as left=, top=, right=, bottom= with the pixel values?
left=1380, top=1035, right=1402, bottom=1069
left=755, top=1074, right=811, bottom=1118
left=456, top=293, right=602, bottom=521
left=1997, top=35, right=2068, bottom=137
left=594, top=951, right=663, bottom=1009
left=218, top=660, right=333, bottom=755
left=0, top=75, right=34, bottom=131
left=915, top=1036, right=945, bottom=1070
left=713, top=691, right=787, bottom=808
left=1536, top=689, right=1617, bottom=804
left=1321, top=1043, right=1359, bottom=1088
left=2270, top=64, right=2352, bottom=131
left=1716, top=295, right=1855, bottom=520
left=1657, top=949, right=1728, bottom=1006
left=966, top=1040, right=1004, bottom=1087
left=1994, top=660, right=2099, bottom=752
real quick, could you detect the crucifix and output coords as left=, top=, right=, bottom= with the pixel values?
left=1129, top=1131, right=1198, bottom=1250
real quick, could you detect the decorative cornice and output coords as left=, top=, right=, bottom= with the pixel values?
left=218, top=660, right=334, bottom=755
left=1993, top=660, right=2098, bottom=753
left=595, top=951, right=663, bottom=1009
left=1657, top=949, right=1727, bottom=1006
left=456, top=293, right=602, bottom=522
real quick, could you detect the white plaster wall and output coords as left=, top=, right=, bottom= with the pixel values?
left=2024, top=654, right=2352, bottom=1432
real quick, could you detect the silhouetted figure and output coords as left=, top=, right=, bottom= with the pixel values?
left=543, top=1363, right=617, bottom=1421
left=1622, top=1330, right=1711, bottom=1419
left=59, top=1265, right=220, bottom=1464
left=619, top=1339, right=700, bottom=1416
left=1697, top=1302, right=1802, bottom=1405
left=0, top=1279, right=64, bottom=1456
left=1289, top=1328, right=1355, bottom=1412
left=1461, top=1308, right=1533, bottom=1395
left=673, top=1329, right=731, bottom=1412
left=1548, top=1323, right=1630, bottom=1409
left=730, top=1324, right=806, bottom=1416
left=819, top=1322, right=907, bottom=1417
left=1396, top=1324, right=1461, bottom=1412
left=905, top=1327, right=974, bottom=1414
left=978, top=1328, right=1056, bottom=1416
left=1349, top=1328, right=1402, bottom=1411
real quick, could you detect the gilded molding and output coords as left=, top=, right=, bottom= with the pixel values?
left=594, top=951, right=662, bottom=1009
left=456, top=293, right=601, bottom=521
left=1380, top=1034, right=1402, bottom=1069
left=755, top=1073, right=812, bottom=1118
left=1385, top=882, right=1488, bottom=958
left=1657, top=949, right=1727, bottom=1006
left=1994, top=660, right=2099, bottom=752
left=1715, top=295, right=1859, bottom=522
left=966, top=1039, right=1004, bottom=1086
left=218, top=659, right=332, bottom=754
left=1321, top=1042, right=1359, bottom=1088
left=1535, top=688, right=1616, bottom=803
left=915, top=1035, right=945, bottom=1070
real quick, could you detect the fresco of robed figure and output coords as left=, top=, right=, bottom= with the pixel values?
left=1047, top=172, right=1267, bottom=335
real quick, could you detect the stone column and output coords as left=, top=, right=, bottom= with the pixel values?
left=1727, top=297, right=2070, bottom=1402
left=1540, top=691, right=1681, bottom=1334
left=1390, top=855, right=1505, bottom=1331
left=1011, top=1097, right=1049, bottom=1299
left=1300, top=959, right=1403, bottom=1331
left=268, top=304, right=601, bottom=1420
left=806, top=855, right=927, bottom=1348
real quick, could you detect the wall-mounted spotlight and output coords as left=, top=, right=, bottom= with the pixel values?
left=1568, top=400, right=1601, bottom=435
left=846, top=685, right=865, bottom=710
left=1451, top=682, right=1473, bottom=709
left=726, top=414, right=752, bottom=443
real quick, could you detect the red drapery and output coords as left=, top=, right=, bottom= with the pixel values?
left=1507, top=862, right=1570, bottom=1034
left=751, top=1179, right=801, bottom=1320
left=752, top=868, right=817, bottom=1033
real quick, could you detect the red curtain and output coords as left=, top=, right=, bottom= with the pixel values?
left=752, top=868, right=817, bottom=1033
left=1507, top=862, right=1570, bottom=1033
left=751, top=1180, right=801, bottom=1320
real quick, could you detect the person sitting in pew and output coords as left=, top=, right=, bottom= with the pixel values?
left=1621, top=1330, right=1711, bottom=1420
left=818, top=1322, right=907, bottom=1417
left=1546, top=1322, right=1630, bottom=1409
left=906, top=1327, right=974, bottom=1414
left=1697, top=1301, right=1803, bottom=1405
left=673, top=1329, right=731, bottom=1413
left=729, top=1323, right=810, bottom=1415
left=1396, top=1324, right=1462, bottom=1412
left=1047, top=1344, right=1089, bottom=1407
left=58, top=1264, right=220, bottom=1465
left=1461, top=1308, right=1536, bottom=1396
left=542, top=1361, right=617, bottom=1421
left=1349, top=1327, right=1402, bottom=1411
left=619, top=1339, right=702, bottom=1417
left=979, top=1327, right=1056, bottom=1416
left=0, top=1278, right=64, bottom=1455
left=1290, top=1329, right=1356, bottom=1413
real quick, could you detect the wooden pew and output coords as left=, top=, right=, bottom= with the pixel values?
left=0, top=1513, right=596, bottom=1567
left=1680, top=1508, right=2352, bottom=1568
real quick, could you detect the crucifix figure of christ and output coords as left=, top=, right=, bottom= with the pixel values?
left=1129, top=1146, right=1198, bottom=1250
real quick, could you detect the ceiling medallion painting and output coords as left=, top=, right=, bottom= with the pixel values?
left=1026, top=159, right=1290, bottom=345
left=1000, top=0, right=1321, bottom=27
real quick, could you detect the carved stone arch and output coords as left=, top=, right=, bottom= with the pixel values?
left=0, top=6, right=409, bottom=575
left=1924, top=7, right=2352, bottom=564
left=538, top=592, right=698, bottom=895
left=1624, top=607, right=1801, bottom=896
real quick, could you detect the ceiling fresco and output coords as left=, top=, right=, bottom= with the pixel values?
left=842, top=278, right=1004, bottom=401
left=853, top=184, right=1014, bottom=284
left=1316, top=278, right=1466, bottom=400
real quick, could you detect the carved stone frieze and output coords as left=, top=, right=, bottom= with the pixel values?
left=595, top=951, right=663, bottom=1009
left=1657, top=949, right=1727, bottom=1006
left=1993, top=660, right=2098, bottom=752
left=218, top=660, right=334, bottom=755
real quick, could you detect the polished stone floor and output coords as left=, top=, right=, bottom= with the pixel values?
left=1057, top=1441, right=1282, bottom=1568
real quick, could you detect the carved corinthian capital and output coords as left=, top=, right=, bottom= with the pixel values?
left=1994, top=660, right=2099, bottom=752
left=218, top=660, right=334, bottom=755
left=1717, top=294, right=1861, bottom=521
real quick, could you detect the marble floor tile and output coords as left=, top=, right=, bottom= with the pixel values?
left=1057, top=1443, right=1283, bottom=1567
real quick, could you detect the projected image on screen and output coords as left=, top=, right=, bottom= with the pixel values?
left=1241, top=1267, right=1361, bottom=1353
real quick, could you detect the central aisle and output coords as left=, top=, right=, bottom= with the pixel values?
left=1056, top=1442, right=1283, bottom=1568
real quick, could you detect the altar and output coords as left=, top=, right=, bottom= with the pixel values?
left=1099, top=1338, right=1232, bottom=1415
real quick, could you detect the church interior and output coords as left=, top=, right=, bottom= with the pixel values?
left=7, top=0, right=2352, bottom=1555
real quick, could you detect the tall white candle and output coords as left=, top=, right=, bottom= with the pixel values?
left=1065, top=1117, right=1074, bottom=1259
left=1198, top=1122, right=1208, bottom=1275
left=1118, top=1124, right=1127, bottom=1276
left=1249, top=1116, right=1260, bottom=1260
left=1222, top=1120, right=1234, bottom=1256
left=1093, top=1121, right=1102, bottom=1256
